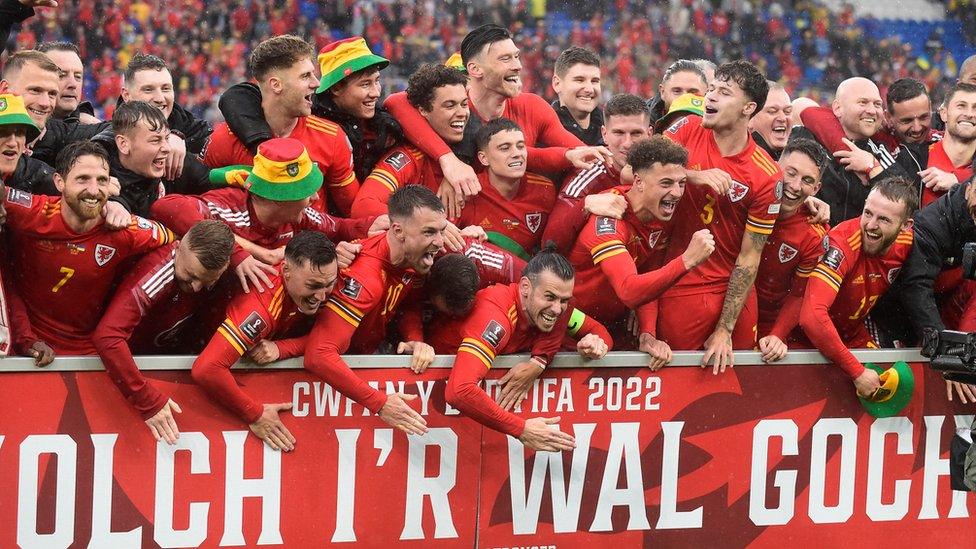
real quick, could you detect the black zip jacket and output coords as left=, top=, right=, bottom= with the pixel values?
left=551, top=99, right=604, bottom=146
left=5, top=154, right=56, bottom=196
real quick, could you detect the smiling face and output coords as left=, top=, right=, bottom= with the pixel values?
left=0, top=126, right=27, bottom=175
left=331, top=68, right=382, bottom=120
left=660, top=70, right=706, bottom=110
left=268, top=58, right=318, bottom=118
left=631, top=162, right=687, bottom=221
left=702, top=77, right=755, bottom=131
left=859, top=190, right=911, bottom=256
left=478, top=128, right=526, bottom=179
left=116, top=117, right=171, bottom=179
left=123, top=68, right=176, bottom=119
left=420, top=83, right=469, bottom=144
left=393, top=206, right=447, bottom=274
left=46, top=49, right=84, bottom=117
left=471, top=39, right=522, bottom=98
left=777, top=150, right=822, bottom=216
left=602, top=113, right=650, bottom=170
left=283, top=257, right=339, bottom=314
left=889, top=94, right=932, bottom=144
left=750, top=87, right=792, bottom=151
left=833, top=78, right=883, bottom=140
left=174, top=241, right=227, bottom=293
left=56, top=154, right=112, bottom=222
left=520, top=270, right=574, bottom=332
left=553, top=63, right=601, bottom=118
left=942, top=89, right=976, bottom=143
left=2, top=61, right=60, bottom=127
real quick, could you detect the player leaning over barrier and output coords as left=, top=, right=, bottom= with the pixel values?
left=192, top=231, right=340, bottom=452
left=446, top=245, right=609, bottom=452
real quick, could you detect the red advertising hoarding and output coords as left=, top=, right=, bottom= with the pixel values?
left=0, top=352, right=973, bottom=548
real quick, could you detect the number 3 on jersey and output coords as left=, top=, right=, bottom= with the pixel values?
left=700, top=194, right=717, bottom=225
left=51, top=266, right=75, bottom=293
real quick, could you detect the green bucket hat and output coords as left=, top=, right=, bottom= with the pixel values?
left=858, top=361, right=915, bottom=418
left=245, top=137, right=323, bottom=202
left=316, top=37, right=389, bottom=94
left=0, top=94, right=41, bottom=142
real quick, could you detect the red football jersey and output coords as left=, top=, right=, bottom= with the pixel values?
left=150, top=187, right=373, bottom=266
left=193, top=264, right=309, bottom=423
left=304, top=233, right=418, bottom=414
left=663, top=115, right=782, bottom=294
left=543, top=161, right=622, bottom=252
left=204, top=116, right=360, bottom=216
left=92, top=244, right=232, bottom=419
left=921, top=140, right=974, bottom=206
left=3, top=188, right=174, bottom=355
left=444, top=282, right=572, bottom=438
left=351, top=144, right=443, bottom=218
left=567, top=186, right=686, bottom=333
left=801, top=218, right=913, bottom=377
left=457, top=170, right=556, bottom=254
left=756, top=212, right=829, bottom=338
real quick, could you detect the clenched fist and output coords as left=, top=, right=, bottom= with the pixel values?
left=681, top=229, right=715, bottom=269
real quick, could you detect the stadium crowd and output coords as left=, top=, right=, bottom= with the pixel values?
left=1, top=0, right=976, bottom=453
left=0, top=0, right=967, bottom=120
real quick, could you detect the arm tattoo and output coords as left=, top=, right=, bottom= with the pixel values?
left=717, top=264, right=757, bottom=333
left=716, top=231, right=768, bottom=333
left=748, top=231, right=769, bottom=250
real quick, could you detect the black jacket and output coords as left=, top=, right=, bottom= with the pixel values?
left=59, top=101, right=97, bottom=125
left=218, top=82, right=403, bottom=182
left=92, top=129, right=213, bottom=217
left=31, top=118, right=111, bottom=166
left=5, top=154, right=56, bottom=196
left=551, top=99, right=604, bottom=146
left=897, top=181, right=976, bottom=336
left=0, top=0, right=32, bottom=56
left=752, top=131, right=782, bottom=161
left=792, top=126, right=908, bottom=226
left=646, top=95, right=667, bottom=127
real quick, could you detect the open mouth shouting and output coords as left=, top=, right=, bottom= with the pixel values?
left=659, top=197, right=679, bottom=218
left=771, top=123, right=788, bottom=140
left=538, top=309, right=558, bottom=331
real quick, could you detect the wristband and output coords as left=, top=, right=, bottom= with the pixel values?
left=530, top=356, right=548, bottom=371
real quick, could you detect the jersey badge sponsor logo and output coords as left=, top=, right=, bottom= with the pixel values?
left=778, top=243, right=798, bottom=263
left=774, top=180, right=784, bottom=200
left=502, top=218, right=521, bottom=230
left=0, top=97, right=7, bottom=111
left=6, top=188, right=32, bottom=207
left=728, top=180, right=749, bottom=203
left=648, top=230, right=662, bottom=248
left=853, top=274, right=865, bottom=285
left=525, top=212, right=542, bottom=234
left=888, top=267, right=901, bottom=283
left=94, top=244, right=116, bottom=266
left=822, top=246, right=844, bottom=270
left=479, top=217, right=493, bottom=229
left=67, top=242, right=86, bottom=254
left=822, top=235, right=830, bottom=251
left=596, top=216, right=617, bottom=235
left=481, top=319, right=506, bottom=348
left=767, top=203, right=781, bottom=215
left=384, top=151, right=410, bottom=171
left=286, top=162, right=300, bottom=177
left=666, top=116, right=689, bottom=135
left=341, top=277, right=363, bottom=300
left=240, top=311, right=267, bottom=341
left=136, top=217, right=153, bottom=231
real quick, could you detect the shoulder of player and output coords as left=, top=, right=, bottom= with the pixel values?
left=133, top=245, right=178, bottom=301
left=465, top=284, right=517, bottom=332
left=3, top=186, right=49, bottom=219
left=510, top=92, right=550, bottom=111
left=561, top=162, right=610, bottom=197
left=523, top=172, right=554, bottom=188
left=747, top=144, right=781, bottom=180
left=304, top=115, right=342, bottom=136
left=892, top=230, right=914, bottom=256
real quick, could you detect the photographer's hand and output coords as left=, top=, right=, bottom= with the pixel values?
left=946, top=379, right=976, bottom=404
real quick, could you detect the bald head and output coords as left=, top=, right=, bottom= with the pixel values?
left=960, top=55, right=976, bottom=86
left=832, top=77, right=883, bottom=140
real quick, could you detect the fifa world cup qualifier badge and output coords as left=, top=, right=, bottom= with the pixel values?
left=596, top=216, right=617, bottom=235
left=341, top=277, right=363, bottom=300
left=481, top=320, right=506, bottom=347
